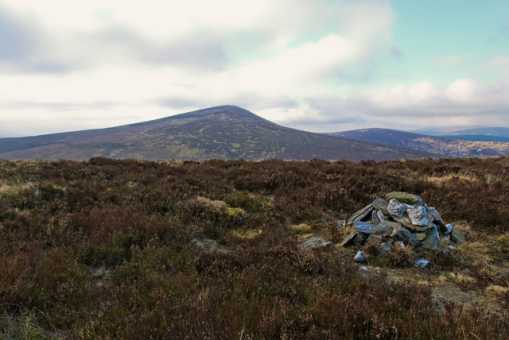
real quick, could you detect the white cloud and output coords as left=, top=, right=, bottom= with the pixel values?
left=370, top=82, right=438, bottom=108
left=446, top=79, right=478, bottom=103
left=0, top=1, right=508, bottom=137
left=0, top=0, right=397, bottom=136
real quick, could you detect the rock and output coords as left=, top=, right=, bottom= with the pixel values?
left=387, top=199, right=407, bottom=218
left=300, top=236, right=332, bottom=250
left=90, top=266, right=111, bottom=278
left=393, top=226, right=417, bottom=247
left=373, top=209, right=386, bottom=224
left=450, top=229, right=465, bottom=244
left=359, top=265, right=369, bottom=272
left=408, top=205, right=430, bottom=227
left=393, top=215, right=429, bottom=232
left=354, top=221, right=375, bottom=234
left=445, top=223, right=454, bottom=234
left=379, top=241, right=393, bottom=255
left=372, top=223, right=393, bottom=236
left=341, top=193, right=460, bottom=264
left=415, top=258, right=431, bottom=268
left=416, top=232, right=427, bottom=241
left=340, top=232, right=358, bottom=247
left=348, top=204, right=375, bottom=225
left=385, top=192, right=424, bottom=205
left=429, top=207, right=446, bottom=227
left=372, top=197, right=389, bottom=212
left=421, top=225, right=441, bottom=250
left=336, top=219, right=346, bottom=229
left=354, top=250, right=367, bottom=263
left=191, top=238, right=230, bottom=254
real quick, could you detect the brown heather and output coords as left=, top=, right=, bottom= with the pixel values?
left=0, top=157, right=508, bottom=339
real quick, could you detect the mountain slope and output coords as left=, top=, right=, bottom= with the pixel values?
left=334, top=128, right=509, bottom=157
left=446, top=127, right=509, bottom=138
left=0, top=106, right=423, bottom=161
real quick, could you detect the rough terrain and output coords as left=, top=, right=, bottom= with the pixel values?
left=0, top=158, right=508, bottom=339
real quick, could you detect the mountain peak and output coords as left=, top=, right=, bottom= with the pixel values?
left=0, top=106, right=424, bottom=161
left=177, top=105, right=261, bottom=120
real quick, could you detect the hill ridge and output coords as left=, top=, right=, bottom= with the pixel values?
left=0, top=106, right=423, bottom=161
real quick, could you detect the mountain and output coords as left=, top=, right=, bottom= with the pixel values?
left=440, top=134, right=509, bottom=143
left=334, top=128, right=509, bottom=158
left=0, top=106, right=424, bottom=161
left=415, top=127, right=509, bottom=139
left=446, top=127, right=509, bottom=138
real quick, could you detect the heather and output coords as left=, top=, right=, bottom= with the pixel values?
left=0, top=158, right=508, bottom=339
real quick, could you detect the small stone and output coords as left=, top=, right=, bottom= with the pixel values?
left=415, top=258, right=431, bottom=268
left=395, top=241, right=406, bottom=249
left=359, top=265, right=369, bottom=273
left=445, top=223, right=454, bottom=234
left=336, top=219, right=346, bottom=229
left=300, top=236, right=332, bottom=250
left=191, top=238, right=230, bottom=254
left=416, top=232, right=427, bottom=241
left=379, top=241, right=393, bottom=255
left=450, top=229, right=465, bottom=244
left=372, top=197, right=389, bottom=211
left=354, top=250, right=367, bottom=263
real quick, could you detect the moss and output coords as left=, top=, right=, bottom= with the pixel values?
left=230, top=228, right=263, bottom=240
left=288, top=223, right=313, bottom=234
left=224, top=191, right=272, bottom=213
left=226, top=207, right=246, bottom=218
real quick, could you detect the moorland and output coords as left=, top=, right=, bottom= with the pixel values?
left=0, top=157, right=508, bottom=339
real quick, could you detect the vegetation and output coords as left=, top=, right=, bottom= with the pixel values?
left=0, top=106, right=422, bottom=161
left=0, top=157, right=508, bottom=339
left=335, top=128, right=509, bottom=157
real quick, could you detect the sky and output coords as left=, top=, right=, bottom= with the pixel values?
left=0, top=0, right=508, bottom=137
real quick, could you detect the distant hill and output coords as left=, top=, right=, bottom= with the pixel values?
left=0, top=106, right=423, bottom=161
left=441, top=134, right=509, bottom=143
left=415, top=127, right=509, bottom=139
left=446, top=127, right=509, bottom=138
left=334, top=128, right=509, bottom=158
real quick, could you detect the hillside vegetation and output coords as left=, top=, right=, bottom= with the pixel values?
left=335, top=128, right=509, bottom=157
left=0, top=158, right=509, bottom=339
left=0, top=106, right=422, bottom=161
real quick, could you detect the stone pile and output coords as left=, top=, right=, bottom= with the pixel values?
left=341, top=192, right=465, bottom=267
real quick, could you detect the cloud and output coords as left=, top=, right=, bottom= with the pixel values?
left=81, top=26, right=229, bottom=71
left=0, top=6, right=74, bottom=73
left=285, top=77, right=509, bottom=132
left=2, top=1, right=508, bottom=137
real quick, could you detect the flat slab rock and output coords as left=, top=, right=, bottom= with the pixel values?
left=191, top=238, right=230, bottom=254
left=300, top=236, right=332, bottom=250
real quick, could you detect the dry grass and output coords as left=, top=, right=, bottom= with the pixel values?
left=425, top=174, right=479, bottom=185
left=0, top=157, right=509, bottom=339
